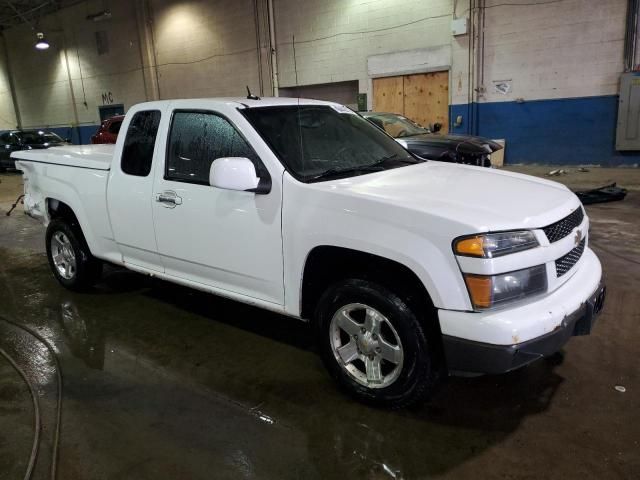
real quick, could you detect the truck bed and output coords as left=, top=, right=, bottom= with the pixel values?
left=12, top=143, right=119, bottom=265
left=11, top=144, right=114, bottom=170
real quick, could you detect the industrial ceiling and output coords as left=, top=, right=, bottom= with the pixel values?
left=0, top=0, right=86, bottom=29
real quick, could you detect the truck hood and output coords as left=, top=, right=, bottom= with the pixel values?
left=319, top=161, right=580, bottom=231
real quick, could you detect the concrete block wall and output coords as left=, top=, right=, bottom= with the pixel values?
left=149, top=0, right=265, bottom=99
left=0, top=0, right=636, bottom=165
left=0, top=0, right=266, bottom=142
left=450, top=0, right=636, bottom=165
left=1, top=0, right=147, bottom=142
left=274, top=0, right=454, bottom=98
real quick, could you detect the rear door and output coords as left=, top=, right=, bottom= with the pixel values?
left=107, top=108, right=164, bottom=272
left=150, top=107, right=284, bottom=305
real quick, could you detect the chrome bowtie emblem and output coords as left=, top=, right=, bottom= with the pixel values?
left=574, top=229, right=582, bottom=246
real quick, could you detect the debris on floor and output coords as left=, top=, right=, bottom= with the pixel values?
left=574, top=183, right=628, bottom=205
left=5, top=194, right=24, bottom=216
left=547, top=169, right=568, bottom=176
left=615, top=385, right=627, bottom=393
left=578, top=167, right=590, bottom=172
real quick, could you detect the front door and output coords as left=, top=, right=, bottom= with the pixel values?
left=151, top=109, right=284, bottom=305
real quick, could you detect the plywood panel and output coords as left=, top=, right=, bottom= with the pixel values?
left=372, top=76, right=404, bottom=114
left=403, top=71, right=449, bottom=133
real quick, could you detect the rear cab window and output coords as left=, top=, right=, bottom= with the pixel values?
left=121, top=110, right=161, bottom=177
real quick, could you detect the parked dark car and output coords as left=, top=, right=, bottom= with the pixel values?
left=0, top=129, right=68, bottom=171
left=361, top=112, right=503, bottom=167
left=91, top=115, right=125, bottom=144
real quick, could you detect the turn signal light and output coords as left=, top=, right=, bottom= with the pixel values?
left=463, top=274, right=492, bottom=308
left=455, top=236, right=484, bottom=257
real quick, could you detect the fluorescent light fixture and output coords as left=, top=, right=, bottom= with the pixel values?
left=35, top=32, right=50, bottom=50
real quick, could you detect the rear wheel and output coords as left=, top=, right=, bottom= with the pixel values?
left=315, top=279, right=440, bottom=408
left=46, top=219, right=102, bottom=291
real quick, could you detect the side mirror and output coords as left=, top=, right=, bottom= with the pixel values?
left=209, top=157, right=262, bottom=193
left=432, top=123, right=442, bottom=133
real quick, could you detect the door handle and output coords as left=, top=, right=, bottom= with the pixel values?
left=155, top=191, right=182, bottom=208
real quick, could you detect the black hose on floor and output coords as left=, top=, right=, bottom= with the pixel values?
left=0, top=346, right=41, bottom=480
left=0, top=316, right=62, bottom=480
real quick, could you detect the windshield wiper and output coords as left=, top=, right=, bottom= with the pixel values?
left=375, top=153, right=420, bottom=164
left=308, top=164, right=384, bottom=182
left=308, top=154, right=419, bottom=182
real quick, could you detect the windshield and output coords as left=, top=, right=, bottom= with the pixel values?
left=367, top=114, right=429, bottom=138
left=19, top=131, right=65, bottom=145
left=242, top=105, right=420, bottom=182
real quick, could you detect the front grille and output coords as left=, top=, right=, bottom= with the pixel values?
left=543, top=208, right=584, bottom=243
left=555, top=238, right=586, bottom=277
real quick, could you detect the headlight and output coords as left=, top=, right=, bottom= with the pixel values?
left=454, top=231, right=539, bottom=258
left=464, top=265, right=547, bottom=310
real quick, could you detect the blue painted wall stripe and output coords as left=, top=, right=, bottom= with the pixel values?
left=5, top=96, right=640, bottom=166
left=48, top=125, right=100, bottom=145
left=450, top=95, right=640, bottom=166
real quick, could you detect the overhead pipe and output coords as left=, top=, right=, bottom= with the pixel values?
left=60, top=32, right=81, bottom=143
left=624, top=0, right=640, bottom=71
left=267, top=0, right=279, bottom=96
left=252, top=0, right=264, bottom=96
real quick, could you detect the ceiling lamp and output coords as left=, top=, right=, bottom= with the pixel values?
left=35, top=32, right=50, bottom=50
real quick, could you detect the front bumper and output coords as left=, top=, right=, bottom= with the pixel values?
left=438, top=247, right=605, bottom=374
left=442, top=282, right=606, bottom=374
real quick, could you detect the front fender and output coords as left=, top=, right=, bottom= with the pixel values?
left=282, top=174, right=473, bottom=316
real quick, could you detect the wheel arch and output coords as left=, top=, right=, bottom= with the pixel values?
left=46, top=198, right=95, bottom=253
left=300, top=245, right=439, bottom=328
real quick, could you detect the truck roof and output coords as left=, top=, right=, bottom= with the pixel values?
left=133, top=96, right=344, bottom=110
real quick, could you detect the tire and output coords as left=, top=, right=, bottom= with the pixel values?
left=45, top=219, right=102, bottom=291
left=315, top=278, right=440, bottom=408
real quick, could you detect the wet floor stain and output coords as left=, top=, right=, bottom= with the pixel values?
left=0, top=188, right=639, bottom=479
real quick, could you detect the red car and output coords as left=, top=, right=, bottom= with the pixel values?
left=91, top=115, right=125, bottom=144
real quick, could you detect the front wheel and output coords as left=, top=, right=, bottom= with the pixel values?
left=46, top=219, right=102, bottom=291
left=315, top=279, right=440, bottom=408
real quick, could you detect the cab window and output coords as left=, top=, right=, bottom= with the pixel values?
left=121, top=111, right=161, bottom=177
left=165, top=111, right=264, bottom=185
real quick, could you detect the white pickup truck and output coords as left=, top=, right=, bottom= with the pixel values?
left=13, top=97, right=606, bottom=407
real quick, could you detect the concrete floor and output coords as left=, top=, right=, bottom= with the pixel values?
left=0, top=167, right=638, bottom=479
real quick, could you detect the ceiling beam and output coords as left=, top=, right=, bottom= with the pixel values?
left=3, top=0, right=36, bottom=28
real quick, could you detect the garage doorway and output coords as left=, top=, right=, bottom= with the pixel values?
left=98, top=104, right=125, bottom=122
left=373, top=72, right=449, bottom=133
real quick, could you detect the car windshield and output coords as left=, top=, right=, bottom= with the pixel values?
left=19, top=131, right=64, bottom=145
left=367, top=114, right=429, bottom=138
left=242, top=105, right=421, bottom=182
